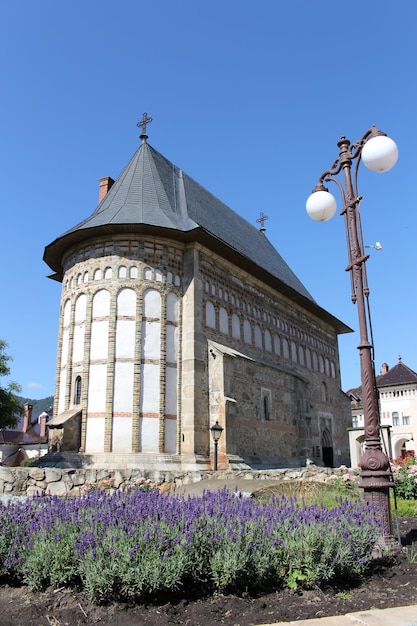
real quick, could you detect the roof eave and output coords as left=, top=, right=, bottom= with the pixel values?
left=43, top=223, right=352, bottom=334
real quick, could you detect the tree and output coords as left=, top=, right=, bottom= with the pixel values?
left=0, top=339, right=22, bottom=429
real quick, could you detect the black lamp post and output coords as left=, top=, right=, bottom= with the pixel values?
left=306, top=126, right=398, bottom=545
left=210, top=420, right=224, bottom=471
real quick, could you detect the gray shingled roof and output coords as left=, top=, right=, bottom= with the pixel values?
left=43, top=139, right=351, bottom=333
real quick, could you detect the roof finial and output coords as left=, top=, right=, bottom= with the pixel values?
left=398, top=355, right=402, bottom=363
left=137, top=112, right=153, bottom=142
left=256, top=211, right=269, bottom=233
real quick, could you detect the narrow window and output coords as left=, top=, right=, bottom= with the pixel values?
left=263, top=395, right=270, bottom=420
left=74, top=376, right=82, bottom=405
left=261, top=388, right=272, bottom=421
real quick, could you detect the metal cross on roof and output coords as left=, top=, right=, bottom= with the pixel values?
left=137, top=112, right=153, bottom=138
left=256, top=211, right=269, bottom=231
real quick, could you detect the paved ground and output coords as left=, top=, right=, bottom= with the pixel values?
left=261, top=604, right=417, bottom=625
left=170, top=476, right=286, bottom=497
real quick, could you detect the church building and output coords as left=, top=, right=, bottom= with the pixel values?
left=43, top=116, right=352, bottom=471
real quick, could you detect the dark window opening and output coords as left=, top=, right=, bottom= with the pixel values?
left=263, top=395, right=270, bottom=421
left=74, top=376, right=82, bottom=405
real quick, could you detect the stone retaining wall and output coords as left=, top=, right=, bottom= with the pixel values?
left=0, top=465, right=360, bottom=498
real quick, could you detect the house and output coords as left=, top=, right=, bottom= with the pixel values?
left=0, top=402, right=49, bottom=466
left=42, top=117, right=352, bottom=471
left=347, top=357, right=417, bottom=466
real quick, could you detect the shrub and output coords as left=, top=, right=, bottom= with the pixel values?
left=319, top=466, right=361, bottom=502
left=81, top=476, right=160, bottom=495
left=19, top=457, right=39, bottom=467
left=391, top=454, right=417, bottom=500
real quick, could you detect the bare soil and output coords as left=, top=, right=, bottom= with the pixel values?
left=1, top=516, right=416, bottom=626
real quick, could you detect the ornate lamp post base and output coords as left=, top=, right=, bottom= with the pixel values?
left=361, top=475, right=395, bottom=548
left=306, top=127, right=399, bottom=549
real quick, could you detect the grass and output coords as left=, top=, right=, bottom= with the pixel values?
left=254, top=480, right=417, bottom=518
left=335, top=590, right=353, bottom=600
left=403, top=546, right=417, bottom=564
left=252, top=479, right=362, bottom=509
left=391, top=497, right=417, bottom=518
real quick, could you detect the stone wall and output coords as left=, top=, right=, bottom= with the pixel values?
left=0, top=465, right=359, bottom=498
left=199, top=248, right=352, bottom=468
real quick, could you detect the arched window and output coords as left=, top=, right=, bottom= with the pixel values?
left=205, top=301, right=216, bottom=329
left=243, top=320, right=252, bottom=344
left=232, top=313, right=241, bottom=339
left=274, top=335, right=281, bottom=355
left=219, top=307, right=229, bottom=334
left=74, top=376, right=82, bottom=405
left=265, top=329, right=272, bottom=352
left=254, top=325, right=262, bottom=348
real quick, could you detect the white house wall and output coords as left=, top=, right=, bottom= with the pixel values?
left=350, top=382, right=417, bottom=465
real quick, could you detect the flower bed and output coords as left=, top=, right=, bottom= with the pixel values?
left=0, top=487, right=378, bottom=603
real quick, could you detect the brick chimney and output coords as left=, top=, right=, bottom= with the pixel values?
left=38, top=411, right=48, bottom=438
left=98, top=176, right=115, bottom=203
left=23, top=402, right=33, bottom=432
left=381, top=363, right=389, bottom=375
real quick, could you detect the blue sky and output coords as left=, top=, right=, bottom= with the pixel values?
left=1, top=0, right=416, bottom=399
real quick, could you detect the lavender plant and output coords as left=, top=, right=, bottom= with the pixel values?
left=0, top=488, right=379, bottom=603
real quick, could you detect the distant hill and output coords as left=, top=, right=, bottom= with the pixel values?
left=17, top=396, right=54, bottom=413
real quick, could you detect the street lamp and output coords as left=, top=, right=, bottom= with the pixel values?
left=210, top=420, right=224, bottom=471
left=306, top=126, right=398, bottom=545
